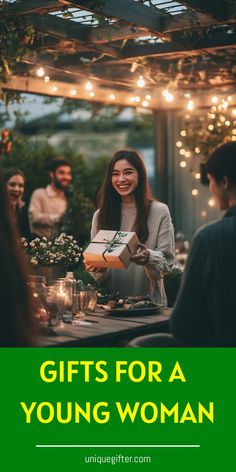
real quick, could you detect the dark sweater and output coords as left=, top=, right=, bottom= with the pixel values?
left=170, top=205, right=236, bottom=346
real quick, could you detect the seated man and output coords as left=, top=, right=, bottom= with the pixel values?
left=129, top=142, right=236, bottom=347
left=29, top=158, right=72, bottom=239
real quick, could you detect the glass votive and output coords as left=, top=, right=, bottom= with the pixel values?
left=87, top=290, right=97, bottom=312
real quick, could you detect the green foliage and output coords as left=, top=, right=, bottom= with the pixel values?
left=0, top=1, right=37, bottom=90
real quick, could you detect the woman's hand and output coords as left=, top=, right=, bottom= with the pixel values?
left=84, top=262, right=106, bottom=274
left=130, top=243, right=150, bottom=266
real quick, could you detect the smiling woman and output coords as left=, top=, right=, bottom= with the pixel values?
left=86, top=148, right=175, bottom=305
left=3, top=168, right=31, bottom=240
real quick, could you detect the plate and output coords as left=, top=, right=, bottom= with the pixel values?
left=100, top=304, right=164, bottom=316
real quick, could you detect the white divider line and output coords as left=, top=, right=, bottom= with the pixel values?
left=36, top=444, right=200, bottom=448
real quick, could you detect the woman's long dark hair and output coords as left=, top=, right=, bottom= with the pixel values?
left=97, top=149, right=153, bottom=242
left=0, top=172, right=34, bottom=346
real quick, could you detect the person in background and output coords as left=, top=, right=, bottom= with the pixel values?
left=129, top=141, right=236, bottom=347
left=3, top=168, right=31, bottom=240
left=0, top=171, right=35, bottom=346
left=29, top=158, right=72, bottom=239
left=86, top=148, right=175, bottom=306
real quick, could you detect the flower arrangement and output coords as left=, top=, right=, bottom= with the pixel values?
left=21, top=233, right=82, bottom=267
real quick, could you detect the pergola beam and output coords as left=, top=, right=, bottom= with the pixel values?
left=178, top=1, right=234, bottom=20
left=61, top=0, right=168, bottom=33
left=10, top=0, right=63, bottom=15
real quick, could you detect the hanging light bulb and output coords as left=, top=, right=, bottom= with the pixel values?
left=180, top=161, right=187, bottom=168
left=51, top=86, right=58, bottom=93
left=85, top=80, right=93, bottom=91
left=89, top=91, right=95, bottom=97
left=180, top=149, right=186, bottom=155
left=109, top=94, right=116, bottom=100
left=225, top=120, right=231, bottom=126
left=130, top=96, right=136, bottom=103
left=145, top=94, right=152, bottom=101
left=44, top=75, right=50, bottom=83
left=180, top=130, right=187, bottom=137
left=142, top=100, right=149, bottom=107
left=70, top=89, right=77, bottom=96
left=184, top=92, right=191, bottom=99
left=162, top=89, right=174, bottom=102
left=185, top=151, right=191, bottom=158
left=135, top=96, right=141, bottom=103
left=208, top=199, right=215, bottom=207
left=208, top=124, right=214, bottom=131
left=137, top=75, right=145, bottom=88
left=195, top=172, right=201, bottom=180
left=176, top=141, right=182, bottom=147
left=211, top=96, right=218, bottom=104
left=186, top=100, right=194, bottom=111
left=227, top=96, right=233, bottom=102
left=192, top=189, right=198, bottom=196
left=195, top=147, right=201, bottom=154
left=232, top=109, right=236, bottom=117
left=36, top=67, right=45, bottom=77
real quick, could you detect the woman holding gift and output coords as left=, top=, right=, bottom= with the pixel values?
left=86, top=149, right=175, bottom=306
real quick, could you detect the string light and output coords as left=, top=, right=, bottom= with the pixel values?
left=211, top=96, right=218, bottom=104
left=220, top=115, right=226, bottom=122
left=70, top=89, right=77, bottom=96
left=135, top=96, right=141, bottom=102
left=85, top=80, right=93, bottom=91
left=36, top=67, right=45, bottom=77
left=208, top=199, right=215, bottom=207
left=195, top=147, right=201, bottom=154
left=232, top=109, right=236, bottom=117
left=180, top=130, right=187, bottom=137
left=225, top=120, right=231, bottom=126
left=145, top=94, right=152, bottom=101
left=137, top=75, right=145, bottom=87
left=130, top=96, right=136, bottom=103
left=44, top=76, right=50, bottom=83
left=176, top=141, right=182, bottom=147
left=51, top=86, right=58, bottom=93
left=201, top=210, right=207, bottom=218
left=109, top=94, right=116, bottom=100
left=208, top=124, right=214, bottom=131
left=192, top=189, right=198, bottom=196
left=89, top=91, right=95, bottom=97
left=186, top=100, right=194, bottom=111
left=162, top=90, right=174, bottom=102
left=227, top=96, right=233, bottom=102
left=142, top=100, right=149, bottom=107
left=185, top=151, right=191, bottom=158
left=210, top=113, right=216, bottom=119
left=180, top=149, right=186, bottom=155
left=184, top=93, right=191, bottom=99
left=195, top=172, right=201, bottom=180
left=180, top=161, right=187, bottom=168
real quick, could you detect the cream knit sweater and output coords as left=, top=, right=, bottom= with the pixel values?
left=90, top=201, right=175, bottom=306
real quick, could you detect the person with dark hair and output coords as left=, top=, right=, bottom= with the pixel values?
left=0, top=172, right=35, bottom=346
left=29, top=158, right=72, bottom=238
left=129, top=141, right=236, bottom=347
left=3, top=168, right=31, bottom=240
left=86, top=149, right=175, bottom=305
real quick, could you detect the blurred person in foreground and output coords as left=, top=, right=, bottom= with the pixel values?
left=3, top=168, right=31, bottom=240
left=29, top=158, right=72, bottom=239
left=129, top=141, right=236, bottom=347
left=0, top=172, right=35, bottom=346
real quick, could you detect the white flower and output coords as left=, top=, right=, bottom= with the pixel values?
left=31, top=257, right=38, bottom=266
left=30, top=242, right=35, bottom=247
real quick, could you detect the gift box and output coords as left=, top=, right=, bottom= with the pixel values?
left=83, top=230, right=139, bottom=269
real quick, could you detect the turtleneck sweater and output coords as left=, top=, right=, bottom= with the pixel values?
left=90, top=200, right=175, bottom=306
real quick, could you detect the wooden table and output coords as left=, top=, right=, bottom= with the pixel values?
left=38, top=307, right=171, bottom=347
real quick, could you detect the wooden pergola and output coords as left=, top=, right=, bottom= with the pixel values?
left=3, top=0, right=236, bottom=110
